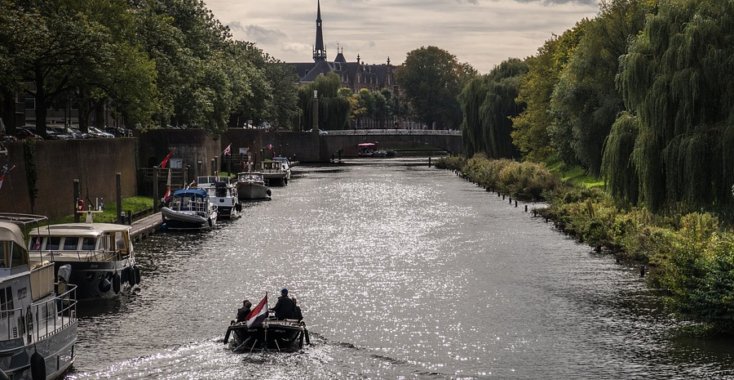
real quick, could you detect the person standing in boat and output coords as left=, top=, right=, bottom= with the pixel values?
left=270, top=288, right=296, bottom=320
left=236, top=300, right=252, bottom=323
left=292, top=297, right=303, bottom=322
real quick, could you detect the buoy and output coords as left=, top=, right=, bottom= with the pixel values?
left=235, top=203, right=242, bottom=212
left=98, top=277, right=111, bottom=294
left=266, top=189, right=272, bottom=196
left=112, top=272, right=121, bottom=294
left=284, top=178, right=288, bottom=186
left=127, top=267, right=137, bottom=286
left=134, top=266, right=141, bottom=285
left=30, top=351, right=45, bottom=380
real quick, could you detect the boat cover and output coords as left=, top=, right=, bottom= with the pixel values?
left=173, top=189, right=208, bottom=198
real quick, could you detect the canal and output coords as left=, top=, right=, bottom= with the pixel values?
left=67, top=157, right=734, bottom=379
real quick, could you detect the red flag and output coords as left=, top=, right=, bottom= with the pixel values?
left=223, top=144, right=231, bottom=156
left=32, top=236, right=41, bottom=250
left=245, top=294, right=269, bottom=329
left=160, top=151, right=173, bottom=168
left=163, top=169, right=172, bottom=202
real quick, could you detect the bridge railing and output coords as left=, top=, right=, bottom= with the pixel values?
left=324, top=129, right=461, bottom=136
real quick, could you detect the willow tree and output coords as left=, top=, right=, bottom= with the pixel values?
left=297, top=73, right=351, bottom=131
left=458, top=76, right=489, bottom=157
left=614, top=0, right=734, bottom=211
left=551, top=0, right=650, bottom=176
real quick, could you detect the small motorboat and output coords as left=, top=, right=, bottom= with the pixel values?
left=196, top=176, right=241, bottom=219
left=162, top=188, right=218, bottom=229
left=224, top=316, right=307, bottom=353
left=236, top=172, right=272, bottom=201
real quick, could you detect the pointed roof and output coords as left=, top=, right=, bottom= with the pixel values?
left=313, top=0, right=326, bottom=62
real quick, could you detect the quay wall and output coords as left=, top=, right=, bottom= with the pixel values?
left=0, top=138, right=138, bottom=219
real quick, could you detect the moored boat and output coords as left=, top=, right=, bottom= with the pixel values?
left=28, top=217, right=140, bottom=301
left=196, top=176, right=241, bottom=219
left=261, top=161, right=289, bottom=186
left=0, top=213, right=78, bottom=379
left=162, top=188, right=218, bottom=229
left=236, top=172, right=271, bottom=201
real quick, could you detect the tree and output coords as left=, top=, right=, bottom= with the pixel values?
left=551, top=0, right=649, bottom=175
left=612, top=0, right=734, bottom=211
left=511, top=24, right=586, bottom=163
left=297, top=73, right=351, bottom=131
left=395, top=46, right=469, bottom=129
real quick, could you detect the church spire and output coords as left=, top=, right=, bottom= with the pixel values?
left=313, top=0, right=327, bottom=62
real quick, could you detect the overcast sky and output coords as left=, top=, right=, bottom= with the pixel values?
left=203, top=0, right=600, bottom=74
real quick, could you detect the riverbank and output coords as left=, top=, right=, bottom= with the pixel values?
left=436, top=154, right=734, bottom=333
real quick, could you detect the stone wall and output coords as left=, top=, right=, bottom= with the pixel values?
left=0, top=138, right=138, bottom=219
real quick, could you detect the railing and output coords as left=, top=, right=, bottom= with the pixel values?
left=0, top=283, right=77, bottom=344
left=32, top=248, right=126, bottom=263
left=323, top=129, right=461, bottom=136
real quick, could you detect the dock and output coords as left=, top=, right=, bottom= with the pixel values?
left=130, top=212, right=162, bottom=241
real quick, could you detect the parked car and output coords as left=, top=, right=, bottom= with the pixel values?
left=307, top=128, right=328, bottom=135
left=15, top=128, right=43, bottom=140
left=104, top=126, right=133, bottom=137
left=88, top=126, right=114, bottom=138
left=47, top=126, right=72, bottom=140
left=65, top=127, right=88, bottom=139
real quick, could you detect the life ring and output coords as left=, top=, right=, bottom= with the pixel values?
left=113, top=272, right=121, bottom=294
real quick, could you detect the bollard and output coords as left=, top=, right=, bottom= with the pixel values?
left=509, top=197, right=512, bottom=204
left=498, top=192, right=500, bottom=198
left=502, top=195, right=505, bottom=200
left=515, top=200, right=518, bottom=207
left=127, top=210, right=132, bottom=225
left=525, top=205, right=528, bottom=212
left=640, top=266, right=645, bottom=277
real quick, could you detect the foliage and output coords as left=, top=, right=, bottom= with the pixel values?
left=297, top=73, right=351, bottom=131
left=459, top=59, right=527, bottom=159
left=512, top=23, right=586, bottom=163
left=614, top=0, right=734, bottom=211
left=551, top=0, right=649, bottom=176
left=395, top=46, right=474, bottom=129
left=437, top=154, right=560, bottom=201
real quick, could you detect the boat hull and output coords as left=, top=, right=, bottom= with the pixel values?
left=225, top=320, right=305, bottom=353
left=237, top=183, right=271, bottom=200
left=51, top=260, right=137, bottom=301
left=161, top=207, right=216, bottom=229
left=0, top=319, right=77, bottom=380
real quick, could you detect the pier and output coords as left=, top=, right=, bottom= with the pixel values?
left=130, top=212, right=162, bottom=242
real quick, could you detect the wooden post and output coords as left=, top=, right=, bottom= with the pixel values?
left=116, top=173, right=123, bottom=224
left=73, top=179, right=80, bottom=223
left=153, top=166, right=159, bottom=213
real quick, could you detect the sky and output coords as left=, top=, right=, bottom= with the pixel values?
left=203, top=0, right=601, bottom=74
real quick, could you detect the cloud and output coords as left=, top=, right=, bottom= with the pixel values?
left=227, top=23, right=288, bottom=45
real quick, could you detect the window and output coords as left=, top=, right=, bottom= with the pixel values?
left=63, top=237, right=79, bottom=250
left=0, top=287, right=14, bottom=318
left=24, top=95, right=35, bottom=110
left=115, top=233, right=126, bottom=250
left=45, top=237, right=60, bottom=250
left=82, top=237, right=96, bottom=250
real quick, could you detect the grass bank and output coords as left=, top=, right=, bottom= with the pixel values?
left=50, top=196, right=154, bottom=224
left=436, top=154, right=734, bottom=333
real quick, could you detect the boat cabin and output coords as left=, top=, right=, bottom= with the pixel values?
left=168, top=189, right=211, bottom=213
left=237, top=172, right=264, bottom=183
left=28, top=223, right=133, bottom=263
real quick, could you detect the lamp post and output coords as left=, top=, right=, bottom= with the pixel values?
left=312, top=90, right=319, bottom=135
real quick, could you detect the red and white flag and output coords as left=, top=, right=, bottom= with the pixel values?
left=0, top=164, right=15, bottom=190
left=163, top=168, right=172, bottom=202
left=159, top=151, right=173, bottom=168
left=223, top=143, right=231, bottom=156
left=245, top=294, right=268, bottom=329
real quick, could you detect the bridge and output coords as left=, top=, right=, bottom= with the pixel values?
left=317, top=129, right=463, bottom=161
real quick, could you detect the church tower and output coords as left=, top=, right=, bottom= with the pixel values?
left=313, top=0, right=327, bottom=62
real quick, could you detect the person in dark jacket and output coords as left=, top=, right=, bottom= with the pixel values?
left=270, top=288, right=296, bottom=320
left=292, top=297, right=303, bottom=322
left=236, top=300, right=252, bottom=323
